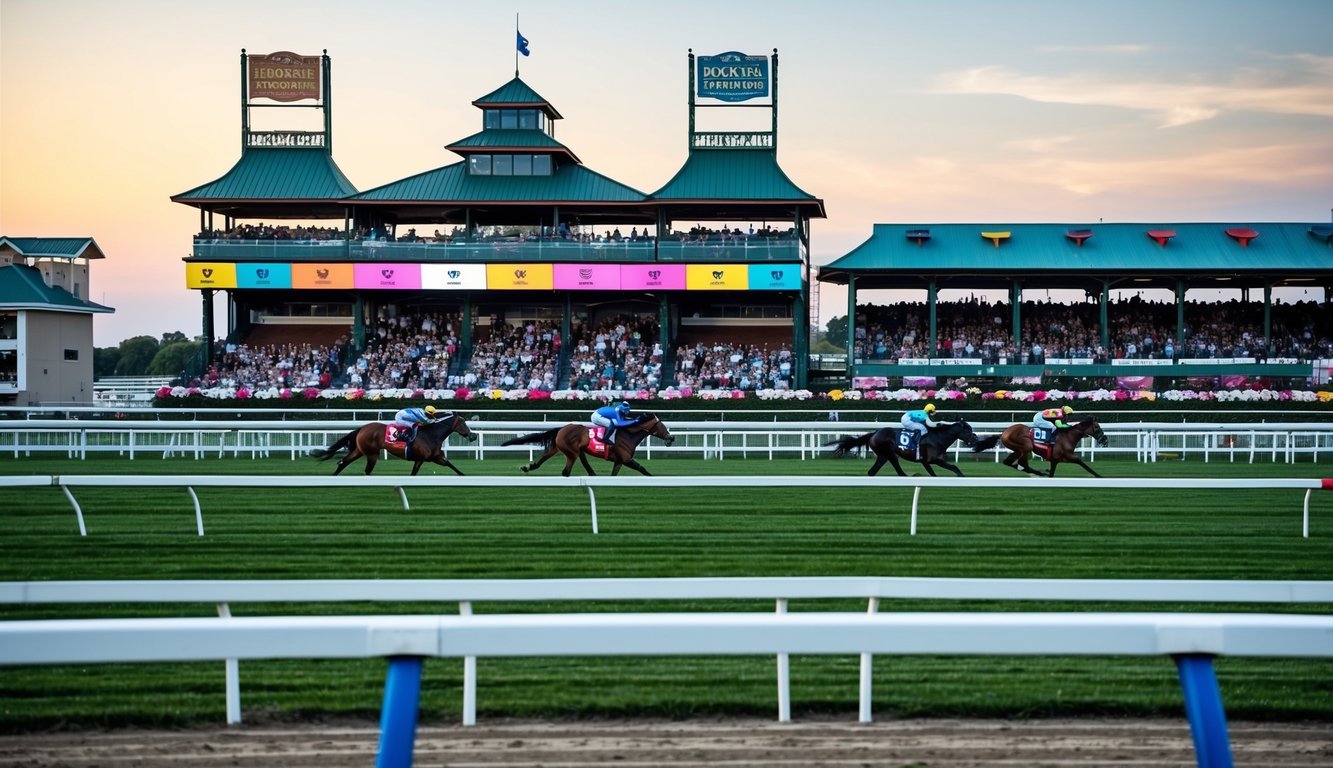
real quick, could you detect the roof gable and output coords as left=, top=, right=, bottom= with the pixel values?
left=0, top=237, right=106, bottom=260
left=652, top=149, right=824, bottom=212
left=171, top=148, right=358, bottom=207
left=350, top=161, right=647, bottom=203
left=0, top=264, right=113, bottom=313
left=471, top=77, right=563, bottom=119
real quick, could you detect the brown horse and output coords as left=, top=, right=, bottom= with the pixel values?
left=971, top=416, right=1108, bottom=477
left=311, top=412, right=477, bottom=476
left=501, top=413, right=675, bottom=477
left=824, top=420, right=982, bottom=477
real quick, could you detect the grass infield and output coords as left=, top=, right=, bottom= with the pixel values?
left=1, top=450, right=1330, bottom=729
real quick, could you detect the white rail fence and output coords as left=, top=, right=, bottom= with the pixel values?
left=2, top=475, right=1328, bottom=538
left=3, top=577, right=1332, bottom=768
left=4, top=419, right=1333, bottom=463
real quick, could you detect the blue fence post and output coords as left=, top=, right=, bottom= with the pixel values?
left=1173, top=653, right=1234, bottom=768
left=376, top=656, right=425, bottom=768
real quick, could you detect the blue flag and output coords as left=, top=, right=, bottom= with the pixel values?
left=516, top=30, right=530, bottom=57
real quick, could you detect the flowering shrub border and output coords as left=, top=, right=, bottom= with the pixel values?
left=156, top=385, right=1333, bottom=406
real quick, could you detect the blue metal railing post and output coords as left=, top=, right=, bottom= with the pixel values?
left=375, top=656, right=425, bottom=768
left=1173, top=654, right=1234, bottom=768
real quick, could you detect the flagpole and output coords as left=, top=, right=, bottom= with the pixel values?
left=515, top=13, right=519, bottom=76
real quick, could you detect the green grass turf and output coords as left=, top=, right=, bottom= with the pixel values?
left=0, top=451, right=1330, bottom=729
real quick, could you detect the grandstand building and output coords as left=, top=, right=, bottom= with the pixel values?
left=174, top=49, right=824, bottom=390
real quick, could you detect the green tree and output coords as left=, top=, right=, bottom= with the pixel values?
left=93, top=347, right=121, bottom=378
left=824, top=314, right=848, bottom=345
left=113, top=336, right=159, bottom=376
left=159, top=331, right=189, bottom=346
left=147, top=341, right=202, bottom=377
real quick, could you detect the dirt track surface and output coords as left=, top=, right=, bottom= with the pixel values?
left=2, top=718, right=1331, bottom=767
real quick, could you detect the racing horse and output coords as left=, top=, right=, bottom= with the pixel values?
left=501, top=412, right=675, bottom=477
left=311, top=412, right=477, bottom=476
left=824, top=420, right=982, bottom=477
left=971, top=416, right=1108, bottom=477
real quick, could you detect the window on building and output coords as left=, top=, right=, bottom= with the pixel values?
left=518, top=109, right=537, bottom=130
left=492, top=154, right=513, bottom=175
left=513, top=154, right=532, bottom=176
left=469, top=155, right=492, bottom=175
left=483, top=109, right=500, bottom=129
left=0, top=312, right=16, bottom=340
left=500, top=110, right=518, bottom=129
left=64, top=349, right=79, bottom=361
left=533, top=155, right=553, bottom=175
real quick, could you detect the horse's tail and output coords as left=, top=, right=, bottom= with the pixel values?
left=501, top=427, right=560, bottom=449
left=971, top=434, right=1001, bottom=452
left=824, top=432, right=873, bottom=458
left=310, top=428, right=358, bottom=460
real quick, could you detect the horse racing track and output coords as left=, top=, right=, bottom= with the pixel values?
left=1, top=453, right=1331, bottom=737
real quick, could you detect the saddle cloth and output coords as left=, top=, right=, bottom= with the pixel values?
left=896, top=430, right=919, bottom=453
left=1029, top=427, right=1053, bottom=460
left=384, top=425, right=405, bottom=444
left=587, top=426, right=611, bottom=459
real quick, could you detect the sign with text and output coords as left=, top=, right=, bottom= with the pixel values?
left=486, top=263, right=554, bottom=290
left=235, top=262, right=292, bottom=289
left=746, top=263, right=801, bottom=290
left=185, top=262, right=237, bottom=289
left=292, top=263, right=353, bottom=289
left=421, top=263, right=486, bottom=290
left=697, top=51, right=769, bottom=102
left=620, top=263, right=686, bottom=290
left=554, top=263, right=621, bottom=290
left=353, top=263, right=420, bottom=290
left=248, top=51, right=321, bottom=102
left=686, top=263, right=748, bottom=290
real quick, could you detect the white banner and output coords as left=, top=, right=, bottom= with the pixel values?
left=421, top=263, right=486, bottom=290
left=930, top=358, right=983, bottom=366
left=1112, top=358, right=1173, bottom=366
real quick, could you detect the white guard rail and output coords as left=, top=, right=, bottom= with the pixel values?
left=2, top=606, right=1331, bottom=768
left=1, top=474, right=1327, bottom=538
left=3, top=419, right=1332, bottom=463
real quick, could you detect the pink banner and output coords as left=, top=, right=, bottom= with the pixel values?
left=620, top=263, right=686, bottom=290
left=1116, top=376, right=1153, bottom=391
left=353, top=263, right=421, bottom=290
left=554, top=263, right=622, bottom=290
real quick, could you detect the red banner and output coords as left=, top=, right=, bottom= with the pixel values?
left=248, top=52, right=320, bottom=102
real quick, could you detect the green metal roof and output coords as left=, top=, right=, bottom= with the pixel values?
left=652, top=149, right=825, bottom=215
left=446, top=129, right=578, bottom=161
left=471, top=77, right=563, bottom=119
left=0, top=264, right=113, bottom=313
left=819, top=222, right=1333, bottom=286
left=171, top=148, right=358, bottom=216
left=0, top=237, right=105, bottom=260
left=349, top=161, right=647, bottom=203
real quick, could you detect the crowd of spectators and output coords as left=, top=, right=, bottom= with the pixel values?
left=196, top=224, right=345, bottom=242
left=673, top=340, right=796, bottom=391
left=457, top=319, right=561, bottom=391
left=566, top=315, right=663, bottom=391
left=660, top=224, right=797, bottom=243
left=203, top=337, right=350, bottom=391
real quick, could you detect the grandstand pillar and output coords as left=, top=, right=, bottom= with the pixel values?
left=1263, top=284, right=1272, bottom=356
left=845, top=274, right=856, bottom=377
left=1010, top=281, right=1022, bottom=354
left=658, top=296, right=669, bottom=361
left=927, top=278, right=937, bottom=359
left=461, top=295, right=474, bottom=359
left=202, top=290, right=215, bottom=363
left=793, top=288, right=808, bottom=388
left=1176, top=281, right=1186, bottom=358
left=353, top=295, right=366, bottom=351
left=1100, top=281, right=1109, bottom=352
left=562, top=294, right=572, bottom=367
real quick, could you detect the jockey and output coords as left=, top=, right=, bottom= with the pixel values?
left=1033, top=405, right=1074, bottom=438
left=899, top=403, right=939, bottom=458
left=393, top=404, right=437, bottom=442
left=591, top=401, right=636, bottom=444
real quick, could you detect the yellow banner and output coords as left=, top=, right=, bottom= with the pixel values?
left=486, top=263, right=554, bottom=290
left=186, top=262, right=237, bottom=288
left=686, top=264, right=749, bottom=290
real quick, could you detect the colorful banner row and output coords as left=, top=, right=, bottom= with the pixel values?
left=186, top=262, right=804, bottom=291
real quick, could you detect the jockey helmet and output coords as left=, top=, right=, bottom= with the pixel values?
left=617, top=401, right=632, bottom=412
left=424, top=405, right=437, bottom=417
left=924, top=403, right=936, bottom=414
left=1062, top=405, right=1073, bottom=415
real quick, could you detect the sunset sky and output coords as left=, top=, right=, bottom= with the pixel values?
left=2, top=0, right=1331, bottom=345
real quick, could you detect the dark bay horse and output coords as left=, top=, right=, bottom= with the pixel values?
left=311, top=412, right=477, bottom=476
left=501, top=413, right=675, bottom=477
left=971, top=416, right=1108, bottom=477
left=824, top=420, right=982, bottom=477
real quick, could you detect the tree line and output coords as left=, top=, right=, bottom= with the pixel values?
left=94, top=332, right=203, bottom=381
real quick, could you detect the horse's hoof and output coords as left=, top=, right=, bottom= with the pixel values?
left=519, top=466, right=529, bottom=473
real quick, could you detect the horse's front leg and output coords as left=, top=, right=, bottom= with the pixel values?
left=930, top=456, right=966, bottom=477
left=621, top=458, right=651, bottom=476
left=578, top=451, right=597, bottom=476
left=921, top=461, right=938, bottom=477
left=1070, top=458, right=1102, bottom=478
left=434, top=457, right=465, bottom=476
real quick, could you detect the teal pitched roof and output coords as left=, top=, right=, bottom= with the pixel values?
left=819, top=222, right=1333, bottom=287
left=350, top=161, right=647, bottom=204
left=446, top=129, right=578, bottom=162
left=472, top=77, right=563, bottom=119
left=651, top=149, right=826, bottom=221
left=0, top=264, right=113, bottom=314
left=171, top=148, right=358, bottom=217
left=0, top=237, right=106, bottom=260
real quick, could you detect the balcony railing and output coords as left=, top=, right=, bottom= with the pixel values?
left=190, top=238, right=805, bottom=263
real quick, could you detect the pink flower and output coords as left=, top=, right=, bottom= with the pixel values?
left=303, top=387, right=320, bottom=400
left=279, top=388, right=292, bottom=399
left=981, top=392, right=995, bottom=401
left=235, top=388, right=251, bottom=400
left=1032, top=391, right=1047, bottom=402
left=454, top=387, right=471, bottom=400
left=155, top=386, right=172, bottom=398
left=528, top=389, right=551, bottom=400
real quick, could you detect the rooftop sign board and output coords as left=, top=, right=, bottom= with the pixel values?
left=248, top=51, right=321, bottom=102
left=697, top=51, right=769, bottom=102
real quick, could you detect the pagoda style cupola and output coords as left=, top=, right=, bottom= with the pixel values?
left=446, top=77, right=580, bottom=176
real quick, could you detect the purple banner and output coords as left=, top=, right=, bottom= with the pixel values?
left=620, top=263, right=686, bottom=290
left=554, top=263, right=622, bottom=290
